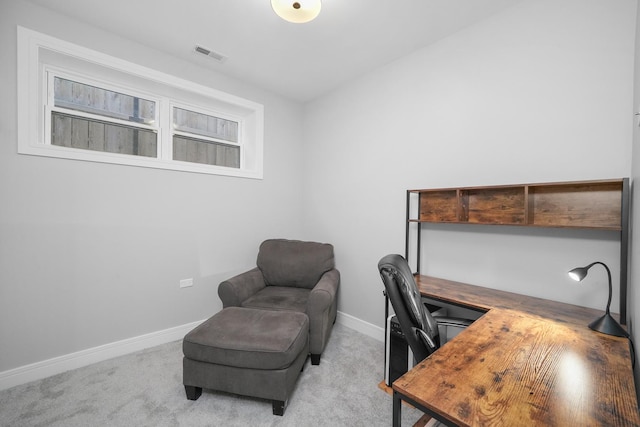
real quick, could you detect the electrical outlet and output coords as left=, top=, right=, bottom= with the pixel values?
left=180, top=278, right=193, bottom=288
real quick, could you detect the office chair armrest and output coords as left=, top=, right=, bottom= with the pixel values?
left=434, top=316, right=474, bottom=329
left=414, top=327, right=437, bottom=352
left=218, top=267, right=266, bottom=307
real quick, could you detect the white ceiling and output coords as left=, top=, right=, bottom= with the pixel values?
left=27, top=0, right=523, bottom=103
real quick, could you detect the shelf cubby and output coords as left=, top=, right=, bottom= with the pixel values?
left=527, top=181, right=622, bottom=230
left=419, top=190, right=458, bottom=222
left=464, top=186, right=526, bottom=225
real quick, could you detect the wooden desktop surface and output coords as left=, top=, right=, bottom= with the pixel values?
left=392, top=275, right=640, bottom=427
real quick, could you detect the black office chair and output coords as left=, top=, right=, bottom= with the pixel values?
left=378, top=254, right=473, bottom=363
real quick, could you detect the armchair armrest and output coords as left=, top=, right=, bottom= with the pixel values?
left=218, top=267, right=266, bottom=308
left=307, top=269, right=340, bottom=316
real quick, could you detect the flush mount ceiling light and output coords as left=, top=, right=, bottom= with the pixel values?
left=271, top=0, right=321, bottom=23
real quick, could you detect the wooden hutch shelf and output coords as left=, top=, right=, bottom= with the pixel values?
left=406, top=178, right=630, bottom=323
left=409, top=179, right=624, bottom=229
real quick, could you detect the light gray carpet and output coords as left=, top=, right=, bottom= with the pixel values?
left=0, top=322, right=424, bottom=426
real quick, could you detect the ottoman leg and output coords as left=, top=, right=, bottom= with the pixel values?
left=272, top=400, right=286, bottom=416
left=310, top=354, right=321, bottom=365
left=185, top=385, right=202, bottom=400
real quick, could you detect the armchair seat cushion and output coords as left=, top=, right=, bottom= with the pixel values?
left=183, top=307, right=309, bottom=370
left=241, top=286, right=310, bottom=313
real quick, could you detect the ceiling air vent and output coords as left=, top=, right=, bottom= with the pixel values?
left=194, top=45, right=227, bottom=63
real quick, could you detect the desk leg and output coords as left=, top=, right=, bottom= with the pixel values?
left=393, top=390, right=402, bottom=427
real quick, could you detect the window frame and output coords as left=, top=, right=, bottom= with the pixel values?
left=17, top=26, right=264, bottom=179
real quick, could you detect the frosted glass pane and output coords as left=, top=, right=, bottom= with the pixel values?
left=52, top=112, right=157, bottom=157
left=173, top=107, right=238, bottom=142
left=54, top=77, right=155, bottom=124
left=173, top=135, right=239, bottom=168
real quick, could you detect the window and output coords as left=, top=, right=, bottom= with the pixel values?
left=49, top=75, right=159, bottom=158
left=172, top=106, right=240, bottom=168
left=18, top=27, right=264, bottom=179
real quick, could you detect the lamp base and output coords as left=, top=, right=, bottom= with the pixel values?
left=588, top=313, right=629, bottom=337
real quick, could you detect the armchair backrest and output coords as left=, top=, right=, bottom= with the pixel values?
left=257, top=239, right=335, bottom=289
left=378, top=254, right=440, bottom=362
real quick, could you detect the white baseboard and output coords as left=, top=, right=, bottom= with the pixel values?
left=336, top=310, right=384, bottom=342
left=0, top=320, right=205, bottom=391
left=0, top=311, right=383, bottom=392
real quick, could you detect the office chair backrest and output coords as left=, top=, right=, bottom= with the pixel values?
left=378, top=254, right=441, bottom=362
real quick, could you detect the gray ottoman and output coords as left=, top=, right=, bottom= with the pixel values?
left=182, top=307, right=309, bottom=415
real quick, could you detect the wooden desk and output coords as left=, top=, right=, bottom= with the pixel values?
left=392, top=275, right=639, bottom=427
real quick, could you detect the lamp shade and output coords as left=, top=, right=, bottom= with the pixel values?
left=567, top=266, right=589, bottom=282
left=271, top=0, right=321, bottom=23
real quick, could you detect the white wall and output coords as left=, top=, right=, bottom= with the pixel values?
left=629, top=0, right=640, bottom=397
left=0, top=1, right=305, bottom=374
left=303, top=0, right=637, bottom=329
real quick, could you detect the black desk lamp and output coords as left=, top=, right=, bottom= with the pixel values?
left=568, top=261, right=629, bottom=337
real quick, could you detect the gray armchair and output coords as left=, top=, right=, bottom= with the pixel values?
left=218, top=239, right=340, bottom=365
